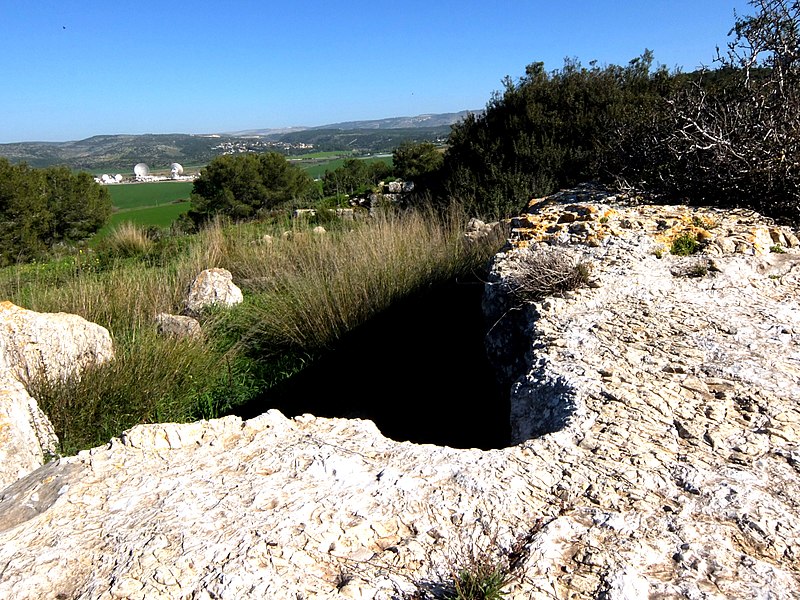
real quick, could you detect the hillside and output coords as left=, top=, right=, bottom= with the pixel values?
left=0, top=111, right=476, bottom=172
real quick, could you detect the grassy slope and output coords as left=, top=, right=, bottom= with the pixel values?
left=1, top=207, right=502, bottom=454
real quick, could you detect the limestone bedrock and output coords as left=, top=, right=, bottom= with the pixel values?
left=0, top=187, right=798, bottom=599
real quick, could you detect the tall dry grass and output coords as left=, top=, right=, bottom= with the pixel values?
left=0, top=204, right=505, bottom=454
left=222, top=204, right=501, bottom=352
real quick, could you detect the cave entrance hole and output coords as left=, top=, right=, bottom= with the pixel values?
left=232, top=276, right=510, bottom=450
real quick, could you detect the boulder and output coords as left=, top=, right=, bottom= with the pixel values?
left=0, top=301, right=114, bottom=384
left=0, top=302, right=113, bottom=488
left=155, top=313, right=202, bottom=339
left=183, top=268, right=243, bottom=317
left=0, top=377, right=59, bottom=488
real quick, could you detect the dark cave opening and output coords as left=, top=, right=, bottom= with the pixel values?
left=233, top=276, right=511, bottom=450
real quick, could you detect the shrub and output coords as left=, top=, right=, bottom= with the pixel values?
left=504, top=248, right=592, bottom=302
left=631, top=0, right=800, bottom=223
left=446, top=562, right=510, bottom=600
left=189, top=152, right=314, bottom=226
left=670, top=233, right=700, bottom=256
left=440, top=52, right=673, bottom=219
left=0, top=159, right=111, bottom=264
left=100, top=221, right=154, bottom=259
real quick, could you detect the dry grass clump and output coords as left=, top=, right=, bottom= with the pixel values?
left=227, top=204, right=499, bottom=353
left=505, top=247, right=591, bottom=302
left=102, top=221, right=154, bottom=258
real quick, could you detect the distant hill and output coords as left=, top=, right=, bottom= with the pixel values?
left=0, top=111, right=480, bottom=172
left=226, top=111, right=480, bottom=136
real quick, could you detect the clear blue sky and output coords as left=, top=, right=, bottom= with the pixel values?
left=0, top=0, right=752, bottom=143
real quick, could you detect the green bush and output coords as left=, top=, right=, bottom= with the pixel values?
left=189, top=152, right=314, bottom=226
left=0, top=159, right=111, bottom=265
left=440, top=52, right=673, bottom=219
left=670, top=233, right=700, bottom=256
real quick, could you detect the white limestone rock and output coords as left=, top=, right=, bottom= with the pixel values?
left=0, top=301, right=114, bottom=384
left=183, top=268, right=243, bottom=317
left=0, top=377, right=58, bottom=488
left=0, top=301, right=113, bottom=488
left=0, top=193, right=798, bottom=598
left=155, top=313, right=202, bottom=339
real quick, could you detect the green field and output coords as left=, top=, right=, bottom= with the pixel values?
left=302, top=156, right=393, bottom=179
left=95, top=156, right=393, bottom=238
left=96, top=202, right=191, bottom=239
left=289, top=151, right=353, bottom=160
left=107, top=181, right=193, bottom=210
left=92, top=181, right=194, bottom=240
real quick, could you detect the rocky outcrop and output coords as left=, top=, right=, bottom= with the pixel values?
left=183, top=268, right=243, bottom=317
left=0, top=378, right=58, bottom=488
left=0, top=302, right=114, bottom=488
left=0, top=189, right=798, bottom=598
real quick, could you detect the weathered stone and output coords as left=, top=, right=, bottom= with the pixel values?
left=0, top=377, right=59, bottom=488
left=0, top=301, right=114, bottom=384
left=0, top=302, right=113, bottom=488
left=183, top=268, right=243, bottom=317
left=155, top=313, right=202, bottom=339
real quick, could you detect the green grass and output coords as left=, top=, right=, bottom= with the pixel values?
left=301, top=156, right=393, bottom=179
left=90, top=181, right=195, bottom=236
left=107, top=181, right=193, bottom=210
left=2, top=205, right=504, bottom=455
left=670, top=232, right=701, bottom=256
left=99, top=202, right=191, bottom=234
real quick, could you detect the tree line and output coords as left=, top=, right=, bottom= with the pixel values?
left=435, top=0, right=800, bottom=223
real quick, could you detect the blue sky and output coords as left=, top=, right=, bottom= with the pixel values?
left=0, top=0, right=752, bottom=143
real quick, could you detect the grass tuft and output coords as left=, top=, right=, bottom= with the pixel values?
left=100, top=221, right=154, bottom=258
left=670, top=232, right=700, bottom=256
left=505, top=248, right=591, bottom=302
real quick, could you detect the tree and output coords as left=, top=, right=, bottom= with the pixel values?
left=0, top=159, right=111, bottom=265
left=322, top=158, right=369, bottom=197
left=652, top=0, right=800, bottom=221
left=189, top=152, right=313, bottom=225
left=392, top=141, right=443, bottom=180
left=44, top=167, right=111, bottom=244
left=440, top=53, right=674, bottom=219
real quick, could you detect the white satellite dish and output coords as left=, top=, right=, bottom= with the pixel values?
left=170, top=162, right=184, bottom=178
left=114, top=174, right=123, bottom=183
left=133, top=163, right=150, bottom=178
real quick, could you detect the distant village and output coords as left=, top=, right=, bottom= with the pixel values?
left=211, top=138, right=313, bottom=155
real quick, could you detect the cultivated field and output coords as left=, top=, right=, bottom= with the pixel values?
left=107, top=181, right=193, bottom=210
left=97, top=181, right=194, bottom=238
